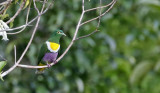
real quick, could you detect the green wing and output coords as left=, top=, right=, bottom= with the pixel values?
left=37, top=43, right=48, bottom=65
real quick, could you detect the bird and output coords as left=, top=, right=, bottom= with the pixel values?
left=35, top=30, right=66, bottom=74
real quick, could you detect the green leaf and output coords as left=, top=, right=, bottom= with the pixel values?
left=154, top=61, right=160, bottom=72
left=9, top=19, right=14, bottom=28
left=0, top=61, right=7, bottom=71
left=15, top=0, right=19, bottom=4
left=139, top=0, right=160, bottom=10
left=129, top=61, right=154, bottom=85
left=0, top=14, right=9, bottom=20
left=23, top=0, right=30, bottom=9
left=0, top=61, right=7, bottom=81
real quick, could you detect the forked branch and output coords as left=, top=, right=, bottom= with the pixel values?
left=1, top=0, right=117, bottom=78
left=17, top=0, right=117, bottom=68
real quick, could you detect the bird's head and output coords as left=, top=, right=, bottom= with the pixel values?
left=48, top=29, right=66, bottom=43
left=51, top=29, right=66, bottom=37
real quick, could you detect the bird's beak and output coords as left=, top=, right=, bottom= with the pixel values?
left=62, top=33, right=66, bottom=36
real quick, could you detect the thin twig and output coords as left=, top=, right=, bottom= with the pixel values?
left=74, top=30, right=99, bottom=41
left=1, top=16, right=41, bottom=77
left=0, top=55, right=6, bottom=61
left=6, top=0, right=26, bottom=24
left=16, top=0, right=116, bottom=69
left=80, top=0, right=116, bottom=26
left=7, top=0, right=49, bottom=34
left=75, top=0, right=102, bottom=41
left=84, top=0, right=114, bottom=12
left=1, top=0, right=47, bottom=77
left=0, top=2, right=52, bottom=33
left=97, top=0, right=102, bottom=28
left=8, top=0, right=31, bottom=35
left=33, top=0, right=40, bottom=14
left=17, top=0, right=86, bottom=69
left=14, top=45, right=16, bottom=64
left=0, top=0, right=13, bottom=6
left=0, top=6, right=4, bottom=10
left=0, top=0, right=12, bottom=14
left=1, top=0, right=116, bottom=73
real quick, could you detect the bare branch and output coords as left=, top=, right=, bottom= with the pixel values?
left=8, top=2, right=31, bottom=35
left=0, top=0, right=12, bottom=14
left=1, top=0, right=48, bottom=77
left=97, top=0, right=102, bottom=28
left=80, top=0, right=116, bottom=26
left=0, top=1, right=52, bottom=33
left=1, top=16, right=41, bottom=77
left=75, top=30, right=99, bottom=41
left=18, top=64, right=47, bottom=68
left=1, top=0, right=51, bottom=77
left=6, top=0, right=26, bottom=24
left=84, top=0, right=114, bottom=12
left=11, top=0, right=117, bottom=69
left=33, top=0, right=40, bottom=14
left=0, top=0, right=13, bottom=6
left=17, top=0, right=86, bottom=69
left=14, top=45, right=16, bottom=64
left=0, top=0, right=117, bottom=77
left=0, top=54, right=6, bottom=61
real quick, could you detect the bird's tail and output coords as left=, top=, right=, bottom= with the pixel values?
left=35, top=63, right=45, bottom=74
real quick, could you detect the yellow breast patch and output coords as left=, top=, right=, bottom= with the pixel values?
left=46, top=41, right=60, bottom=52
left=50, top=42, right=60, bottom=51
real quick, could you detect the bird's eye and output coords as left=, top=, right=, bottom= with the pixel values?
left=57, top=31, right=60, bottom=34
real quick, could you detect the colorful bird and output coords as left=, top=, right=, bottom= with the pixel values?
left=35, top=30, right=66, bottom=74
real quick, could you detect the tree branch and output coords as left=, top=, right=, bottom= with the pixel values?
left=6, top=0, right=26, bottom=24
left=8, top=1, right=31, bottom=35
left=14, top=45, right=17, bottom=64
left=16, top=0, right=116, bottom=69
left=0, top=1, right=52, bottom=33
left=1, top=16, right=41, bottom=77
left=1, top=0, right=48, bottom=78
left=0, top=0, right=12, bottom=14
left=80, top=0, right=116, bottom=26
left=74, top=30, right=99, bottom=41
left=84, top=0, right=114, bottom=12
left=1, top=0, right=116, bottom=78
left=18, top=0, right=86, bottom=69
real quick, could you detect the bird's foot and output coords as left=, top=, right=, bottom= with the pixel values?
left=47, top=63, right=51, bottom=68
left=53, top=60, right=58, bottom=64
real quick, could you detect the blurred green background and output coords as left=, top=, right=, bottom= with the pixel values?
left=1, top=0, right=160, bottom=93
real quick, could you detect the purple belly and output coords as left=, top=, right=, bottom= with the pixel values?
left=42, top=52, right=58, bottom=63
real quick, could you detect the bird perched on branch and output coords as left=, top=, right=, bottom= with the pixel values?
left=36, top=30, right=66, bottom=74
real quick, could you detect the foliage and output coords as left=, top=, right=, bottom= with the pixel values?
left=0, top=0, right=160, bottom=93
left=0, top=61, right=7, bottom=81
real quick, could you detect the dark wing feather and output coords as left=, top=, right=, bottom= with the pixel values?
left=37, top=43, right=48, bottom=65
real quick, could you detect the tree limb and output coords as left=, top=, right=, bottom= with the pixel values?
left=6, top=0, right=26, bottom=24
left=16, top=0, right=117, bottom=69
left=1, top=0, right=116, bottom=78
